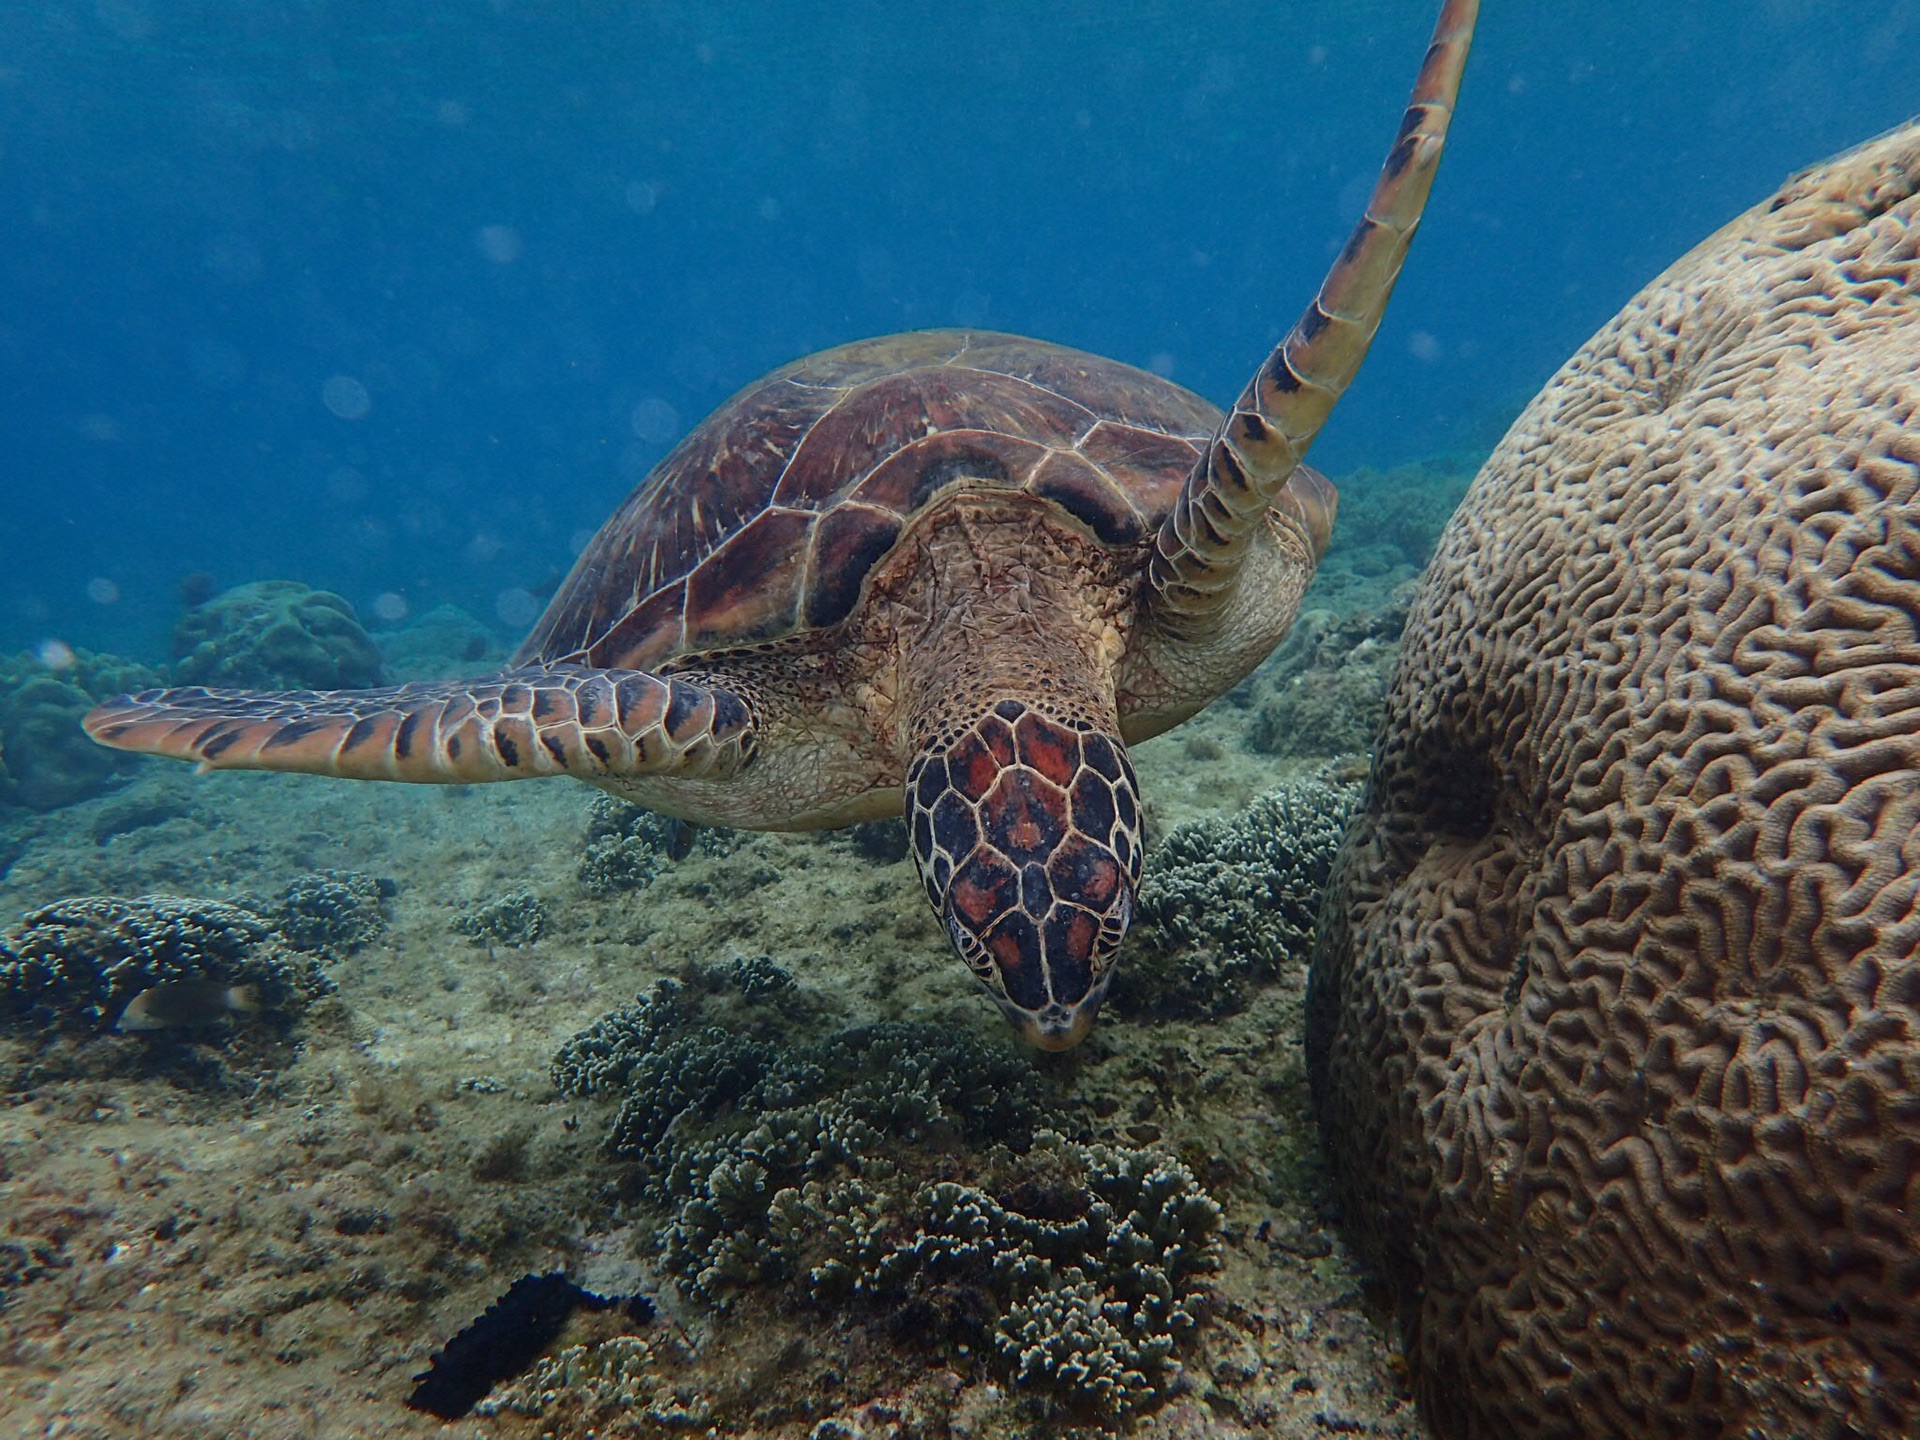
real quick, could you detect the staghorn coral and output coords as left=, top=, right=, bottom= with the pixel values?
left=1118, top=777, right=1359, bottom=1020
left=271, top=869, right=393, bottom=957
left=552, top=972, right=1220, bottom=1419
left=0, top=894, right=333, bottom=1033
left=1310, top=123, right=1920, bottom=1438
left=170, top=579, right=384, bottom=691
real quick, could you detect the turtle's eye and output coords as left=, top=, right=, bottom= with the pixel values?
left=1092, top=882, right=1131, bottom=974
left=944, top=902, right=994, bottom=980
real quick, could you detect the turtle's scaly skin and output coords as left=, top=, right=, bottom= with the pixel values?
left=87, top=0, right=1478, bottom=1049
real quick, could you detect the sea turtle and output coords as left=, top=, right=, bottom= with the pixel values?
left=86, top=0, right=1476, bottom=1049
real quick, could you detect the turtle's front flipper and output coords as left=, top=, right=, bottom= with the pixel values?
left=1147, top=0, right=1477, bottom=634
left=83, top=665, right=756, bottom=783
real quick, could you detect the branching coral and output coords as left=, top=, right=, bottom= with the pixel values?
left=578, top=793, right=740, bottom=896
left=0, top=894, right=333, bottom=1033
left=456, top=889, right=552, bottom=947
left=1119, top=777, right=1360, bottom=1019
left=272, top=869, right=393, bottom=957
left=553, top=970, right=1221, bottom=1419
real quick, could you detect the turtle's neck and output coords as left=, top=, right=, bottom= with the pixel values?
left=880, top=500, right=1143, bottom=1049
left=884, top=498, right=1128, bottom=756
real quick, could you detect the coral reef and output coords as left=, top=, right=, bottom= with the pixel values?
left=375, top=603, right=502, bottom=681
left=0, top=648, right=164, bottom=811
left=456, top=888, right=554, bottom=947
left=1312, top=123, right=1920, bottom=1437
left=0, top=894, right=333, bottom=1034
left=551, top=967, right=1222, bottom=1420
left=1118, top=777, right=1359, bottom=1020
left=170, top=579, right=385, bottom=690
left=271, top=869, right=394, bottom=957
left=1244, top=592, right=1413, bottom=760
left=477, top=1331, right=710, bottom=1431
left=579, top=793, right=740, bottom=896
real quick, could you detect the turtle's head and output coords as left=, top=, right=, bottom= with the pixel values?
left=906, top=700, right=1142, bottom=1050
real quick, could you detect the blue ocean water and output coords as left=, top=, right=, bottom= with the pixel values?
left=4, top=0, right=1917, bottom=661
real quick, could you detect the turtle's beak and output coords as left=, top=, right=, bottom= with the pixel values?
left=997, top=974, right=1112, bottom=1052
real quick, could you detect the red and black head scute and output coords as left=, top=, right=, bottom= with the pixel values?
left=907, top=699, right=1142, bottom=1038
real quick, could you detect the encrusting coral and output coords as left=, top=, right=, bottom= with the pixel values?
left=1118, top=777, right=1359, bottom=1020
left=549, top=962, right=1223, bottom=1420
left=0, top=649, right=164, bottom=811
left=171, top=579, right=385, bottom=691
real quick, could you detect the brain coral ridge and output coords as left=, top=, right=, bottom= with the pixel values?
left=1309, top=123, right=1920, bottom=1438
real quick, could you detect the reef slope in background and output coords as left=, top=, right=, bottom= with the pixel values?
left=0, top=475, right=1455, bottom=1439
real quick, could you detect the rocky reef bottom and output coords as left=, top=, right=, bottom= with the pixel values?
left=0, top=641, right=1428, bottom=1439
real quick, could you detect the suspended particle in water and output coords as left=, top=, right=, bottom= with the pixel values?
left=625, top=180, right=660, bottom=214
left=372, top=592, right=409, bottom=623
left=323, top=376, right=372, bottom=420
left=477, top=224, right=523, bottom=264
left=36, top=639, right=76, bottom=671
left=629, top=397, right=679, bottom=444
left=1407, top=331, right=1442, bottom=363
left=86, top=577, right=121, bottom=606
left=495, top=589, right=539, bottom=628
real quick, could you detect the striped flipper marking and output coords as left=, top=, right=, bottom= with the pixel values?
left=1148, top=0, right=1478, bottom=630
left=83, top=665, right=757, bottom=784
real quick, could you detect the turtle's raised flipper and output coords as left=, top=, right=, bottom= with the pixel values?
left=83, top=665, right=757, bottom=784
left=1147, top=0, right=1477, bottom=633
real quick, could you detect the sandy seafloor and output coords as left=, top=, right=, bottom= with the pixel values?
left=0, top=473, right=1461, bottom=1440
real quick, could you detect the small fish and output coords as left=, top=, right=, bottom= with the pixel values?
left=114, top=980, right=261, bottom=1032
left=663, top=818, right=697, bottom=861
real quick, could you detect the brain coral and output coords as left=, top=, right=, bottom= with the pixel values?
left=171, top=579, right=384, bottom=690
left=1308, top=125, right=1920, bottom=1437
